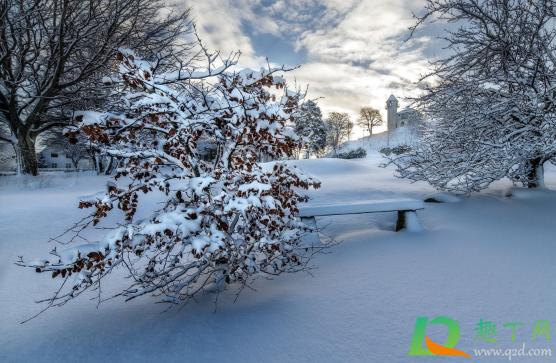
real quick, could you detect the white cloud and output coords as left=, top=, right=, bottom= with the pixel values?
left=188, top=0, right=273, bottom=67
left=186, top=0, right=436, bottom=137
left=291, top=0, right=431, bottom=135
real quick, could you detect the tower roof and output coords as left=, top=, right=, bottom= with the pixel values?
left=387, top=94, right=398, bottom=102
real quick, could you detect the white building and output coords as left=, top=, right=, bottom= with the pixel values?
left=0, top=143, right=95, bottom=172
left=385, top=95, right=422, bottom=131
left=38, top=146, right=93, bottom=170
left=0, top=142, right=16, bottom=172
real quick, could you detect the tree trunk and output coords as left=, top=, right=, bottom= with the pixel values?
left=526, top=157, right=545, bottom=189
left=104, top=156, right=114, bottom=175
left=16, top=132, right=39, bottom=175
left=97, top=158, right=104, bottom=174
left=88, top=148, right=102, bottom=174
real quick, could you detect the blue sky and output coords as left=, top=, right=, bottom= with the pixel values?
left=188, top=0, right=442, bottom=135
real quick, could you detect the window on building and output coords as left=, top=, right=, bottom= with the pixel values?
left=51, top=163, right=57, bottom=168
left=66, top=163, right=72, bottom=169
left=51, top=153, right=58, bottom=158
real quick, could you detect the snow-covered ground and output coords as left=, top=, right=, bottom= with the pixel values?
left=2, top=153, right=556, bottom=362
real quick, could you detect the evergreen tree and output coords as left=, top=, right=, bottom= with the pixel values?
left=293, top=100, right=327, bottom=158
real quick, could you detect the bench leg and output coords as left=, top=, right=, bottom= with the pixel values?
left=300, top=216, right=322, bottom=245
left=396, top=210, right=423, bottom=232
left=301, top=216, right=317, bottom=230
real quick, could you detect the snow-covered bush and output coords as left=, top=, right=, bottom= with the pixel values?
left=379, top=147, right=392, bottom=157
left=336, top=147, right=367, bottom=159
left=20, top=47, right=321, bottom=308
left=380, top=145, right=412, bottom=157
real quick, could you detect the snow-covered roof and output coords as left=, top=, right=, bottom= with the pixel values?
left=398, top=107, right=415, bottom=114
left=38, top=146, right=67, bottom=155
left=387, top=94, right=397, bottom=102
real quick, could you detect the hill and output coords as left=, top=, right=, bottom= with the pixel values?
left=335, top=127, right=418, bottom=155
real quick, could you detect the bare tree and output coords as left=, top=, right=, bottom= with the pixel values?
left=0, top=0, right=191, bottom=175
left=392, top=0, right=556, bottom=192
left=325, top=112, right=353, bottom=155
left=357, top=106, right=383, bottom=136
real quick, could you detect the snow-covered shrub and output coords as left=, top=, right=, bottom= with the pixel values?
left=379, top=147, right=391, bottom=156
left=380, top=145, right=412, bottom=156
left=336, top=147, right=367, bottom=159
left=20, top=47, right=321, bottom=308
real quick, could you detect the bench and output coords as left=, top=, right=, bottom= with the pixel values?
left=299, top=198, right=425, bottom=234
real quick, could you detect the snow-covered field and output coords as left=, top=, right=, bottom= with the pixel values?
left=2, top=153, right=556, bottom=362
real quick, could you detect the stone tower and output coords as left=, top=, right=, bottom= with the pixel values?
left=386, top=94, right=398, bottom=131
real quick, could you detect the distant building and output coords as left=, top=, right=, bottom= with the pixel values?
left=38, top=146, right=94, bottom=170
left=0, top=142, right=16, bottom=172
left=0, top=142, right=95, bottom=173
left=385, top=95, right=422, bottom=131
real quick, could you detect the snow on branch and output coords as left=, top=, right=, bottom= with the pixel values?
left=392, top=0, right=556, bottom=193
left=20, top=45, right=321, bottom=314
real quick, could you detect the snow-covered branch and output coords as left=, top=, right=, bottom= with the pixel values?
left=394, top=0, right=556, bottom=192
left=21, top=48, right=321, bottom=312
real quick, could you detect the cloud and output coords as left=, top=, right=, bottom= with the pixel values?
left=187, top=0, right=438, bottom=136
left=187, top=0, right=271, bottom=67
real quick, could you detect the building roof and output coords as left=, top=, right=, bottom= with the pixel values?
left=398, top=106, right=415, bottom=114
left=387, top=94, right=398, bottom=102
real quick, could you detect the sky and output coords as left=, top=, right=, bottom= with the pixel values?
left=186, top=0, right=444, bottom=136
